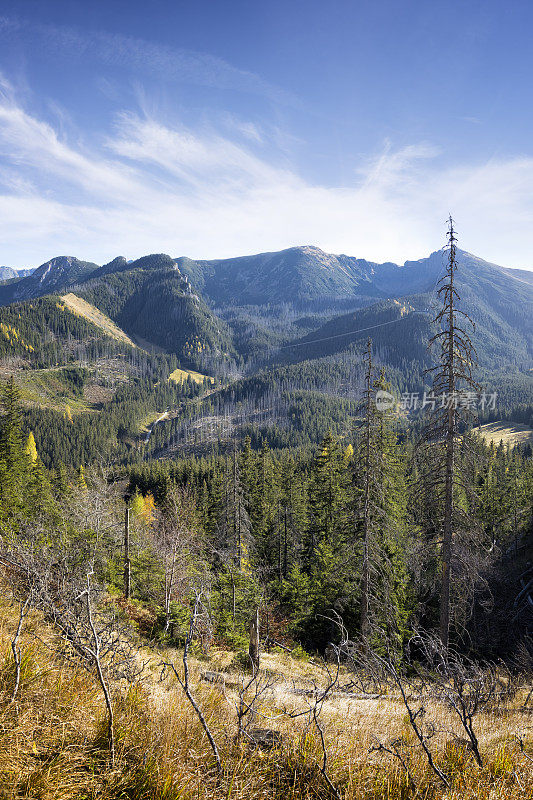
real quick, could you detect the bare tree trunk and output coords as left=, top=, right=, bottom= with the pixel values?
left=360, top=339, right=373, bottom=645
left=10, top=594, right=31, bottom=703
left=162, top=592, right=222, bottom=776
left=84, top=574, right=115, bottom=766
left=426, top=217, right=478, bottom=652
left=249, top=607, right=260, bottom=674
left=123, top=506, right=131, bottom=600
left=439, top=226, right=457, bottom=652
left=440, top=405, right=454, bottom=650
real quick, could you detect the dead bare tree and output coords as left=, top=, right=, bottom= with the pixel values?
left=153, top=484, right=202, bottom=633
left=230, top=668, right=280, bottom=744
left=248, top=606, right=260, bottom=674
left=44, top=567, right=144, bottom=766
left=345, top=623, right=514, bottom=789
left=360, top=643, right=451, bottom=789
left=76, top=571, right=116, bottom=765
left=420, top=217, right=482, bottom=651
left=160, top=589, right=222, bottom=776
left=9, top=591, right=33, bottom=703
left=1, top=534, right=144, bottom=766
left=278, top=614, right=349, bottom=800
left=410, top=632, right=509, bottom=768
left=359, top=339, right=374, bottom=644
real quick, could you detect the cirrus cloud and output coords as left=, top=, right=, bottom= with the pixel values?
left=0, top=78, right=532, bottom=270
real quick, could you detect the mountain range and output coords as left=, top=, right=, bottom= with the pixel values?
left=0, top=243, right=530, bottom=393
left=1, top=244, right=531, bottom=310
left=0, top=266, right=34, bottom=280
left=0, top=243, right=530, bottom=465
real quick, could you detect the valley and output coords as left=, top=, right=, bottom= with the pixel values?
left=0, top=243, right=531, bottom=466
left=3, top=5, right=533, bottom=797
left=0, top=238, right=532, bottom=800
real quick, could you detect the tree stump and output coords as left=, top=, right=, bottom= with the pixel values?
left=247, top=728, right=282, bottom=750
left=201, top=670, right=226, bottom=685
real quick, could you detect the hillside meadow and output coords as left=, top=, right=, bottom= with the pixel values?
left=1, top=587, right=532, bottom=800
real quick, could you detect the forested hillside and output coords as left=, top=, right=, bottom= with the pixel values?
left=1, top=332, right=532, bottom=797
left=0, top=239, right=529, bottom=469
left=78, top=262, right=235, bottom=371
left=0, top=227, right=532, bottom=799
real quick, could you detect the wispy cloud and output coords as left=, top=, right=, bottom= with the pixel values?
left=0, top=15, right=299, bottom=107
left=0, top=78, right=532, bottom=270
left=107, top=113, right=297, bottom=191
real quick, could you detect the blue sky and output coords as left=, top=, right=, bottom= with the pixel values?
left=0, top=0, right=533, bottom=268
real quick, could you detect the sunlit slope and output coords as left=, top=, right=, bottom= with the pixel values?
left=61, top=293, right=135, bottom=345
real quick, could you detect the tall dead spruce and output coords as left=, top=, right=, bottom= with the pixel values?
left=424, top=217, right=479, bottom=650
left=359, top=339, right=374, bottom=645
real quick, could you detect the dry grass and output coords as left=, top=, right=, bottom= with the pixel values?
left=168, top=368, right=214, bottom=385
left=475, top=422, right=533, bottom=448
left=60, top=293, right=136, bottom=346
left=0, top=599, right=532, bottom=799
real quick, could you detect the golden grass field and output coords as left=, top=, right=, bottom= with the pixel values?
left=1, top=590, right=532, bottom=800
left=476, top=422, right=533, bottom=448
left=60, top=293, right=136, bottom=346
left=168, top=367, right=214, bottom=385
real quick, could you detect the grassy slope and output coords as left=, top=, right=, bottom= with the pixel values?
left=0, top=359, right=130, bottom=416
left=61, top=293, right=136, bottom=345
left=476, top=422, right=533, bottom=447
left=0, top=590, right=531, bottom=799
left=168, top=367, right=214, bottom=385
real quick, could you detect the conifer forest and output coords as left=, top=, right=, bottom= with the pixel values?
left=0, top=213, right=531, bottom=799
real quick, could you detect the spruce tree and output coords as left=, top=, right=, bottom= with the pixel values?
left=354, top=344, right=411, bottom=648
left=0, top=378, right=28, bottom=515
left=422, top=217, right=481, bottom=650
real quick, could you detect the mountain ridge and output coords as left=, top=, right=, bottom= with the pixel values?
left=0, top=244, right=531, bottom=308
left=0, top=245, right=529, bottom=377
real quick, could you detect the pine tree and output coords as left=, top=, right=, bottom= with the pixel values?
left=215, top=441, right=252, bottom=571
left=26, top=456, right=55, bottom=519
left=308, top=431, right=347, bottom=555
left=0, top=378, right=25, bottom=472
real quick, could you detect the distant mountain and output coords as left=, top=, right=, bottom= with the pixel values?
left=90, top=253, right=177, bottom=280
left=0, top=256, right=99, bottom=305
left=175, top=246, right=532, bottom=374
left=176, top=246, right=385, bottom=306
left=0, top=266, right=18, bottom=281
left=176, top=245, right=533, bottom=317
left=0, top=244, right=530, bottom=378
left=503, top=267, right=533, bottom=286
